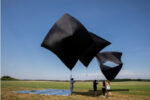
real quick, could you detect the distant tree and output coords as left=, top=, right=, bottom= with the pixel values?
left=1, top=76, right=19, bottom=80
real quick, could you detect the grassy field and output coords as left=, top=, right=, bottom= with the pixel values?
left=1, top=81, right=150, bottom=100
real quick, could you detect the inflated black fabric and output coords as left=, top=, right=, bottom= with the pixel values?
left=79, top=32, right=111, bottom=66
left=41, top=13, right=93, bottom=70
left=96, top=52, right=123, bottom=81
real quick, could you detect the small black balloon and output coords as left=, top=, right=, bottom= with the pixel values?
left=96, top=52, right=123, bottom=81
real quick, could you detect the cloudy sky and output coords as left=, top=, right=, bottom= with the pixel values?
left=1, top=0, right=150, bottom=80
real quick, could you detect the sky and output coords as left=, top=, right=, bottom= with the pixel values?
left=1, top=0, right=150, bottom=80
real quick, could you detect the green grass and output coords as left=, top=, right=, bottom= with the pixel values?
left=109, top=81, right=150, bottom=96
left=2, top=81, right=70, bottom=89
left=1, top=81, right=150, bottom=100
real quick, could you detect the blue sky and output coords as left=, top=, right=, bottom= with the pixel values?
left=1, top=0, right=150, bottom=80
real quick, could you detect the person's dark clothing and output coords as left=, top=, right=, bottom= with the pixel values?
left=93, top=80, right=98, bottom=91
left=102, top=81, right=106, bottom=96
left=102, top=87, right=106, bottom=96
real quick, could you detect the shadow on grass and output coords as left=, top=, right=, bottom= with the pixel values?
left=73, top=89, right=129, bottom=97
left=110, top=89, right=129, bottom=91
left=73, top=90, right=102, bottom=97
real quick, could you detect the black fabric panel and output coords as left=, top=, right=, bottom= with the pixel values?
left=79, top=32, right=111, bottom=66
left=96, top=52, right=123, bottom=81
left=99, top=52, right=122, bottom=64
left=41, top=13, right=93, bottom=70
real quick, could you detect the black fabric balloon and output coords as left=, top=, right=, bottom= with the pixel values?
left=96, top=52, right=123, bottom=81
left=41, top=13, right=93, bottom=70
left=79, top=32, right=111, bottom=66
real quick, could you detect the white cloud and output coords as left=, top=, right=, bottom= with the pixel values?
left=71, top=70, right=150, bottom=80
left=117, top=70, right=150, bottom=79
left=71, top=73, right=105, bottom=80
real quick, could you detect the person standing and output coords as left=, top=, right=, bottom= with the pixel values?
left=106, top=80, right=112, bottom=96
left=93, top=80, right=98, bottom=96
left=102, top=80, right=106, bottom=98
left=70, top=78, right=75, bottom=95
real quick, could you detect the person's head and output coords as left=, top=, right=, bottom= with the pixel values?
left=107, top=80, right=110, bottom=84
left=71, top=78, right=74, bottom=80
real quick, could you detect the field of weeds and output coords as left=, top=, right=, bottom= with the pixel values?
left=1, top=81, right=150, bottom=100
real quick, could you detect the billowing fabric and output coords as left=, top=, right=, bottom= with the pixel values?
left=96, top=52, right=123, bottom=81
left=79, top=32, right=111, bottom=66
left=41, top=13, right=93, bottom=70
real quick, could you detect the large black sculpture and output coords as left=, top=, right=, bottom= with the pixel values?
left=41, top=13, right=123, bottom=80
left=41, top=13, right=93, bottom=70
left=41, top=13, right=112, bottom=70
left=79, top=32, right=111, bottom=66
left=96, top=52, right=123, bottom=81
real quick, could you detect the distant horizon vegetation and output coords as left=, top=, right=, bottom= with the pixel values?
left=1, top=76, right=150, bottom=82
